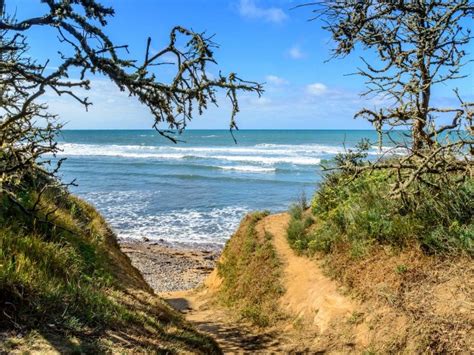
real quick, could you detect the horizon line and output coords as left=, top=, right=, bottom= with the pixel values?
left=60, top=128, right=393, bottom=131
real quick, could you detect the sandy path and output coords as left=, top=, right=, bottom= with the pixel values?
left=162, top=213, right=356, bottom=353
left=162, top=289, right=281, bottom=353
left=263, top=213, right=355, bottom=333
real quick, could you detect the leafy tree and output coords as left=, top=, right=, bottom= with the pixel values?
left=0, top=0, right=262, bottom=216
left=302, top=0, right=473, bottom=195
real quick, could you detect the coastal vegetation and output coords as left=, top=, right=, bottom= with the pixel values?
left=287, top=171, right=473, bottom=257
left=0, top=173, right=220, bottom=353
left=284, top=174, right=473, bottom=352
left=217, top=211, right=284, bottom=327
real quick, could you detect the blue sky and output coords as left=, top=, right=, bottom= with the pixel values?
left=8, top=0, right=474, bottom=129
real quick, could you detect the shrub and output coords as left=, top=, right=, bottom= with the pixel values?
left=287, top=219, right=306, bottom=248
left=288, top=169, right=473, bottom=257
left=286, top=192, right=316, bottom=254
left=307, top=224, right=339, bottom=254
left=289, top=203, right=304, bottom=220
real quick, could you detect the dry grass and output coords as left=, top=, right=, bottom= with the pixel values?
left=322, top=244, right=474, bottom=353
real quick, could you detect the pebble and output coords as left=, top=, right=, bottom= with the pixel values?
left=120, top=241, right=220, bottom=293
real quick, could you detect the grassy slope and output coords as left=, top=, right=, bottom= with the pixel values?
left=322, top=242, right=473, bottom=352
left=216, top=211, right=284, bottom=327
left=0, top=187, right=220, bottom=354
left=286, top=172, right=473, bottom=352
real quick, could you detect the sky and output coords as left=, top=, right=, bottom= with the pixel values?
left=6, top=0, right=474, bottom=130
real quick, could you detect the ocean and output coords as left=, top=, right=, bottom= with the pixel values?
left=57, top=130, right=384, bottom=248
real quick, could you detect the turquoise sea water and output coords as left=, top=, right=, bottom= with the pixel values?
left=57, top=130, right=385, bottom=248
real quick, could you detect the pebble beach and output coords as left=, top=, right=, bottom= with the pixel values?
left=120, top=240, right=220, bottom=293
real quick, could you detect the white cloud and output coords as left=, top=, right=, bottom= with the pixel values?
left=44, top=79, right=151, bottom=129
left=306, top=82, right=328, bottom=96
left=233, top=83, right=375, bottom=129
left=238, top=0, right=287, bottom=23
left=265, top=75, right=288, bottom=86
left=253, top=96, right=272, bottom=105
left=288, top=45, right=305, bottom=59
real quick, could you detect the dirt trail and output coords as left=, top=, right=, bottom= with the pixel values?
left=263, top=213, right=356, bottom=333
left=162, top=288, right=282, bottom=352
left=162, top=213, right=357, bottom=353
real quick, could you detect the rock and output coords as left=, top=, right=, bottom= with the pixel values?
left=142, top=237, right=150, bottom=242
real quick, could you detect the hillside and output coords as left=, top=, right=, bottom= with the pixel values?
left=0, top=187, right=219, bottom=353
left=164, top=212, right=473, bottom=353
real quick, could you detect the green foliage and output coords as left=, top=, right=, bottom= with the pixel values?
left=287, top=219, right=305, bottom=249
left=287, top=169, right=473, bottom=257
left=0, top=226, right=120, bottom=330
left=395, top=264, right=408, bottom=274
left=331, top=138, right=371, bottom=170
left=217, top=211, right=284, bottom=327
left=286, top=197, right=315, bottom=255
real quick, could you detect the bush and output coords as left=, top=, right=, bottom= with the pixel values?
left=286, top=198, right=315, bottom=254
left=307, top=224, right=338, bottom=254
left=287, top=219, right=305, bottom=247
left=289, top=203, right=304, bottom=221
left=288, top=169, right=473, bottom=257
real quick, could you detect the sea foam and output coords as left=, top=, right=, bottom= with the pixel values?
left=56, top=143, right=327, bottom=166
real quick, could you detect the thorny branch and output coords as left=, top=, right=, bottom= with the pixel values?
left=301, top=0, right=473, bottom=197
left=0, top=0, right=262, bottom=223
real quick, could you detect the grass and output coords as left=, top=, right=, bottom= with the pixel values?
left=0, top=182, right=220, bottom=353
left=217, top=211, right=285, bottom=327
left=286, top=170, right=473, bottom=258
